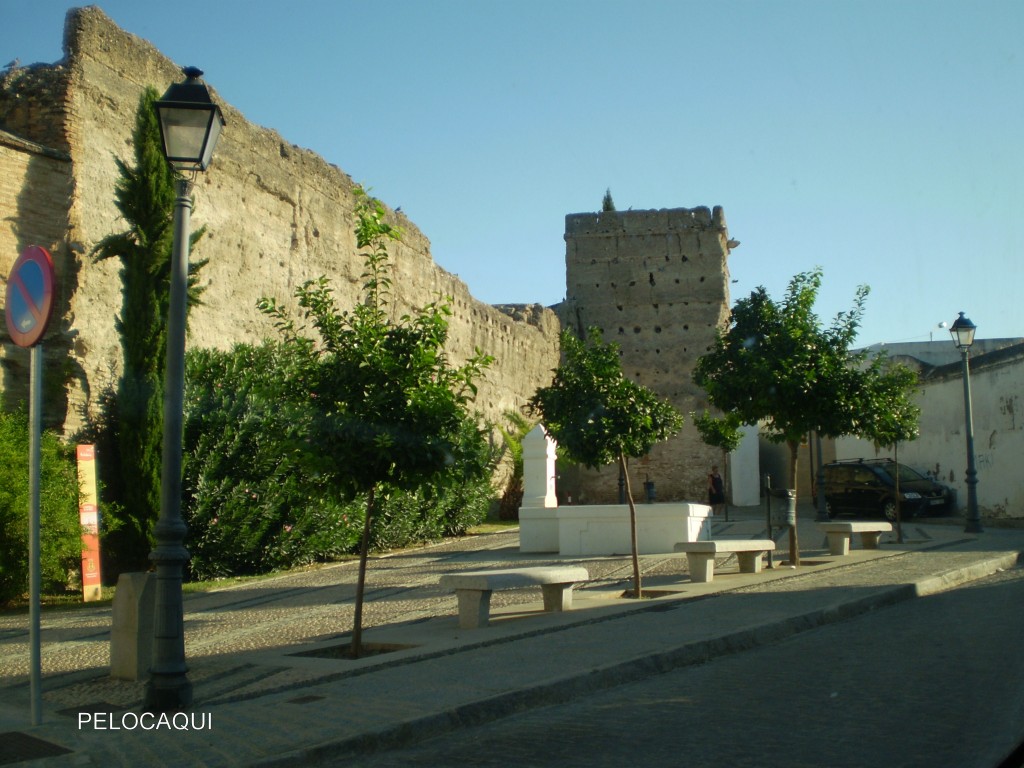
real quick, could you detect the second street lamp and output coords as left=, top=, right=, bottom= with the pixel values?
left=145, top=66, right=224, bottom=712
left=949, top=311, right=982, bottom=535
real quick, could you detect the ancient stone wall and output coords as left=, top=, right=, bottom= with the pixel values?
left=0, top=7, right=560, bottom=437
left=0, top=130, right=74, bottom=420
left=554, top=207, right=735, bottom=503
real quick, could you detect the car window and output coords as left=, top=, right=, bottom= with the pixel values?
left=882, top=464, right=928, bottom=483
left=853, top=469, right=875, bottom=484
left=828, top=467, right=852, bottom=483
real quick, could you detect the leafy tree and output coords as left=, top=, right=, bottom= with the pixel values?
left=259, top=187, right=492, bottom=655
left=856, top=362, right=921, bottom=450
left=853, top=355, right=920, bottom=541
left=527, top=328, right=683, bottom=597
left=0, top=412, right=82, bottom=605
left=602, top=188, right=616, bottom=212
left=91, top=86, right=207, bottom=573
left=692, top=269, right=919, bottom=564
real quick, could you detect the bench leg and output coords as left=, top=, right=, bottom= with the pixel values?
left=686, top=553, right=715, bottom=582
left=541, top=583, right=575, bottom=612
left=454, top=589, right=492, bottom=629
left=827, top=532, right=852, bottom=556
left=736, top=551, right=765, bottom=574
left=860, top=531, right=883, bottom=549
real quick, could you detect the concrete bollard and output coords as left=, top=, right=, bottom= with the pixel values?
left=110, top=572, right=155, bottom=681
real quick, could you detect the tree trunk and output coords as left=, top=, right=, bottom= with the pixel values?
left=351, top=485, right=375, bottom=659
left=620, top=452, right=643, bottom=598
left=787, top=440, right=801, bottom=566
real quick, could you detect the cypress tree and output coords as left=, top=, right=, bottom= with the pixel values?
left=93, top=87, right=207, bottom=573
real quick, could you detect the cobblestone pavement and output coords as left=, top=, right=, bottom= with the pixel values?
left=0, top=527, right=697, bottom=708
left=338, top=565, right=1024, bottom=768
left=2, top=511, right=1021, bottom=768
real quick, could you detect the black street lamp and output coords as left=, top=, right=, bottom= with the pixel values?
left=145, top=67, right=224, bottom=712
left=949, top=311, right=982, bottom=534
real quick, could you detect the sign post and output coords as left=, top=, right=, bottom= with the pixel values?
left=77, top=445, right=102, bottom=601
left=5, top=245, right=56, bottom=726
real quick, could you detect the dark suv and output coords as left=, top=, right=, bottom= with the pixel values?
left=823, top=459, right=953, bottom=521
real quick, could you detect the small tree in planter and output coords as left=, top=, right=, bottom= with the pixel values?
left=693, top=269, right=919, bottom=565
left=259, top=187, right=492, bottom=656
left=527, top=328, right=683, bottom=598
left=853, top=359, right=921, bottom=541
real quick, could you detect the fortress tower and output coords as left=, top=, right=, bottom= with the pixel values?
left=555, top=207, right=737, bottom=504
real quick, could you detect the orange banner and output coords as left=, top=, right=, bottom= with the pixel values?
left=76, top=445, right=102, bottom=601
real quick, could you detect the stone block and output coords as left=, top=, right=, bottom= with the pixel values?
left=110, top=572, right=155, bottom=681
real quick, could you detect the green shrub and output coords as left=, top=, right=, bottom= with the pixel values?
left=0, top=411, right=83, bottom=606
left=368, top=470, right=494, bottom=552
left=368, top=409, right=495, bottom=549
left=181, top=343, right=496, bottom=579
left=182, top=343, right=361, bottom=579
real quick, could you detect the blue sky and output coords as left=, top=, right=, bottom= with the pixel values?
left=3, top=0, right=1022, bottom=347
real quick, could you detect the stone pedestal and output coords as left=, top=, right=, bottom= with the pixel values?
left=110, top=572, right=155, bottom=681
left=519, top=506, right=560, bottom=553
left=557, top=503, right=711, bottom=556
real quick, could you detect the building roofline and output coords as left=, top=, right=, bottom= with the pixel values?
left=921, top=340, right=1024, bottom=381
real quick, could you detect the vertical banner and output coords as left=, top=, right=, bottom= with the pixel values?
left=76, top=445, right=102, bottom=602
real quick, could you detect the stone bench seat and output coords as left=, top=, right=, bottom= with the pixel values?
left=818, top=522, right=893, bottom=556
left=673, top=539, right=776, bottom=583
left=439, top=566, right=589, bottom=629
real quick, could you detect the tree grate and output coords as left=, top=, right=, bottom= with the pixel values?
left=0, top=732, right=73, bottom=765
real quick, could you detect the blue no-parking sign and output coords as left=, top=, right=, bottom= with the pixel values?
left=5, top=245, right=55, bottom=348
left=4, top=244, right=56, bottom=724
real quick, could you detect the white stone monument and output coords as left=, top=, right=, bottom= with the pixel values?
left=518, top=424, right=560, bottom=552
left=518, top=423, right=712, bottom=555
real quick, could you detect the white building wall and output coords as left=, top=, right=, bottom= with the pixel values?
left=729, top=424, right=761, bottom=507
left=836, top=347, right=1024, bottom=521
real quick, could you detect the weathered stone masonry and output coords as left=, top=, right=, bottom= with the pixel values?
left=0, top=7, right=560, bottom=437
left=0, top=7, right=737, bottom=503
left=553, top=208, right=735, bottom=503
left=0, top=127, right=74, bottom=417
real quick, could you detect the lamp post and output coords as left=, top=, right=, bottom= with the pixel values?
left=949, top=312, right=982, bottom=534
left=145, top=67, right=224, bottom=712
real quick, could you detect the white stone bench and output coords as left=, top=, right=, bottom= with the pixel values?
left=439, top=566, right=589, bottom=629
left=818, top=522, right=893, bottom=556
left=673, top=539, right=776, bottom=583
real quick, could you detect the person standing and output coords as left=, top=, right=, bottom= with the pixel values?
left=708, top=466, right=726, bottom=516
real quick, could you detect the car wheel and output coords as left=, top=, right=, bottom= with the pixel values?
left=881, top=500, right=898, bottom=522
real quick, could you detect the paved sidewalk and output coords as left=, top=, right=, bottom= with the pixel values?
left=1, top=508, right=1022, bottom=767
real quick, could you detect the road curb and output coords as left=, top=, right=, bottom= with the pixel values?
left=913, top=551, right=1023, bottom=596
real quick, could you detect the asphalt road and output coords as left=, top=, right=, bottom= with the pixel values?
left=340, top=565, right=1024, bottom=768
